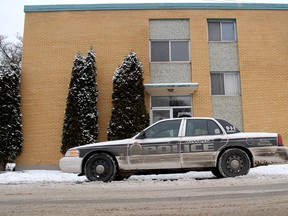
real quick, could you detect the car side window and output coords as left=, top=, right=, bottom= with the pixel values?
left=207, top=120, right=223, bottom=135
left=186, top=119, right=207, bottom=136
left=185, top=119, right=222, bottom=136
left=145, top=120, right=181, bottom=138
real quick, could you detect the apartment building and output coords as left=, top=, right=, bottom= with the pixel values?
left=18, top=3, right=288, bottom=169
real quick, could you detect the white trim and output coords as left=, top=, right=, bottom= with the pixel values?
left=145, top=83, right=199, bottom=95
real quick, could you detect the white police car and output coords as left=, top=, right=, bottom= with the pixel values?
left=60, top=117, right=288, bottom=182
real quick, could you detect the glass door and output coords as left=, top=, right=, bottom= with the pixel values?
left=173, top=108, right=192, bottom=118
left=152, top=109, right=171, bottom=123
left=151, top=95, right=192, bottom=124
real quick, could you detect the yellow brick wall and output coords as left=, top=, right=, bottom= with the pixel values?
left=236, top=10, right=288, bottom=143
left=18, top=8, right=288, bottom=167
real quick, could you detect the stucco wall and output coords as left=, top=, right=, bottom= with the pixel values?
left=150, top=19, right=191, bottom=83
left=209, top=42, right=239, bottom=71
left=150, top=19, right=190, bottom=40
left=212, top=96, right=243, bottom=130
left=150, top=63, right=191, bottom=83
left=208, top=41, right=243, bottom=130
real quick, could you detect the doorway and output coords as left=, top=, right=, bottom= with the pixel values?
left=151, top=95, right=192, bottom=123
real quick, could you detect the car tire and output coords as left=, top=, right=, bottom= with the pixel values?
left=114, top=171, right=133, bottom=181
left=218, top=148, right=251, bottom=178
left=211, top=168, right=224, bottom=178
left=84, top=153, right=117, bottom=182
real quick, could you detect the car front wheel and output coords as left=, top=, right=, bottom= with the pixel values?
left=84, top=153, right=117, bottom=182
left=211, top=168, right=224, bottom=178
left=218, top=148, right=251, bottom=178
left=114, top=172, right=133, bottom=181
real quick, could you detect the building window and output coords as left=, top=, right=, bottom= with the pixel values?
left=211, top=72, right=241, bottom=96
left=208, top=20, right=236, bottom=42
left=150, top=40, right=190, bottom=62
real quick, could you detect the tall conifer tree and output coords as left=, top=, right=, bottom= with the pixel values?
left=61, top=49, right=98, bottom=154
left=107, top=52, right=149, bottom=140
left=0, top=64, right=22, bottom=171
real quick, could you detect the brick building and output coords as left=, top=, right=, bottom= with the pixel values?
left=18, top=3, right=288, bottom=170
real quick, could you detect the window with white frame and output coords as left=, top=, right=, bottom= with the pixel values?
left=150, top=40, right=190, bottom=62
left=151, top=95, right=192, bottom=123
left=208, top=20, right=236, bottom=42
left=210, top=72, right=241, bottom=96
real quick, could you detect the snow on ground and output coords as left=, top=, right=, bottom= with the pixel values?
left=0, top=164, right=288, bottom=185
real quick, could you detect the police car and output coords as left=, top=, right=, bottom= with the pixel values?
left=59, top=117, right=288, bottom=182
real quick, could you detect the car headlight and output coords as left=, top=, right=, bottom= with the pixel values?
left=65, top=149, right=79, bottom=157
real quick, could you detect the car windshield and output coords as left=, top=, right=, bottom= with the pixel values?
left=216, top=119, right=242, bottom=134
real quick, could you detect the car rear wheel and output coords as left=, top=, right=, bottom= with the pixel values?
left=218, top=148, right=251, bottom=178
left=84, top=153, right=117, bottom=182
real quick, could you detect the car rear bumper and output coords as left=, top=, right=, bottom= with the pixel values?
left=59, top=157, right=83, bottom=173
left=250, top=146, right=288, bottom=167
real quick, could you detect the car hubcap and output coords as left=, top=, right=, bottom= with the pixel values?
left=91, top=159, right=109, bottom=178
left=231, top=159, right=240, bottom=169
left=226, top=155, right=244, bottom=173
left=95, top=165, right=105, bottom=174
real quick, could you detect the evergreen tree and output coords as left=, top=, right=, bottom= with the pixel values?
left=0, top=64, right=23, bottom=171
left=107, top=52, right=149, bottom=140
left=61, top=49, right=98, bottom=154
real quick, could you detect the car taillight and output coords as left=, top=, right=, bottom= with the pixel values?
left=278, top=134, right=283, bottom=146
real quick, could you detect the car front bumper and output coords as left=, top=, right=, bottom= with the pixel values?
left=59, top=157, right=83, bottom=173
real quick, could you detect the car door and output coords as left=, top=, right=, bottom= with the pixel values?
left=180, top=119, right=228, bottom=168
left=128, top=119, right=183, bottom=170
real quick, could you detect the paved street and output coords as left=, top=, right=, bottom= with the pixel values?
left=1, top=178, right=288, bottom=216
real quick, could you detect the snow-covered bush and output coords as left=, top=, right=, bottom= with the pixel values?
left=107, top=52, right=149, bottom=140
left=0, top=64, right=23, bottom=171
left=6, top=163, right=15, bottom=171
left=61, top=49, right=98, bottom=154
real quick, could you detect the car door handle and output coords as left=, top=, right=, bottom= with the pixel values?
left=213, top=138, right=222, bottom=142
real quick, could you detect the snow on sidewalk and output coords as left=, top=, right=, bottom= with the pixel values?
left=0, top=164, right=288, bottom=185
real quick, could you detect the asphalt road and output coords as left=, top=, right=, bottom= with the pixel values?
left=1, top=179, right=288, bottom=216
